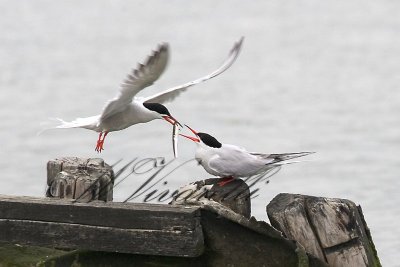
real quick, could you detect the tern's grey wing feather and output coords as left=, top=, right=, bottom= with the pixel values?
left=100, top=43, right=169, bottom=120
left=207, top=154, right=232, bottom=176
left=208, top=153, right=265, bottom=177
left=143, top=37, right=244, bottom=104
left=250, top=152, right=314, bottom=164
left=206, top=145, right=262, bottom=177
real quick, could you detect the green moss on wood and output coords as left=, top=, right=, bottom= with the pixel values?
left=0, top=243, right=66, bottom=267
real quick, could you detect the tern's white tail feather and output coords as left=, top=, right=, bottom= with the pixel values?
left=251, top=151, right=315, bottom=165
left=53, top=118, right=78, bottom=129
left=38, top=116, right=100, bottom=135
left=53, top=116, right=100, bottom=130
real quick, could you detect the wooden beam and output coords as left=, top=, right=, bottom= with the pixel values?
left=0, top=195, right=203, bottom=257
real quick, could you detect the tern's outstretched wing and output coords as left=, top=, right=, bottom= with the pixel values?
left=100, top=43, right=169, bottom=121
left=143, top=37, right=244, bottom=104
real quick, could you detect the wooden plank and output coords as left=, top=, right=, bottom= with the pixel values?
left=267, top=194, right=325, bottom=260
left=0, top=195, right=200, bottom=230
left=305, top=197, right=378, bottom=267
left=0, top=219, right=203, bottom=257
left=325, top=242, right=369, bottom=267
left=305, top=197, right=358, bottom=248
left=283, top=201, right=325, bottom=260
left=0, top=195, right=203, bottom=257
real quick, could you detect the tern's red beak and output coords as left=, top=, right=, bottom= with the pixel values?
left=162, top=115, right=182, bottom=127
left=179, top=124, right=200, bottom=143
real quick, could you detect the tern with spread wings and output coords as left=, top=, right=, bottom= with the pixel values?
left=53, top=38, right=244, bottom=153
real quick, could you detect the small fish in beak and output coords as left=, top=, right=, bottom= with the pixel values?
left=172, top=122, right=180, bottom=158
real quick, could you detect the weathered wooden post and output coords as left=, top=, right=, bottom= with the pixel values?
left=171, top=178, right=251, bottom=218
left=46, top=157, right=114, bottom=202
left=267, top=193, right=381, bottom=267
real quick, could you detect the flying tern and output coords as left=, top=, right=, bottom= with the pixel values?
left=180, top=125, right=314, bottom=186
left=52, top=38, right=244, bottom=152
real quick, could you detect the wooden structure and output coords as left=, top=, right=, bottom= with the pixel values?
left=0, top=194, right=331, bottom=267
left=0, top=157, right=381, bottom=266
left=267, top=193, right=381, bottom=267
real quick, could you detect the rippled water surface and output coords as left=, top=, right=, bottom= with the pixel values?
left=1, top=1, right=399, bottom=265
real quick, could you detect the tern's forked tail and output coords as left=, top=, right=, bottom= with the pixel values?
left=54, top=116, right=100, bottom=130
left=37, top=116, right=100, bottom=135
left=252, top=151, right=315, bottom=166
left=269, top=152, right=315, bottom=162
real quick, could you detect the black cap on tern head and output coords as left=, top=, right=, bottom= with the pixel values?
left=143, top=103, right=171, bottom=116
left=197, top=132, right=222, bottom=148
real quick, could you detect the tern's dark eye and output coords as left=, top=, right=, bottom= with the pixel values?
left=197, top=133, right=222, bottom=148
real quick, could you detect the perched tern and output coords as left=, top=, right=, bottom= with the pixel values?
left=180, top=125, right=314, bottom=186
left=52, top=38, right=244, bottom=153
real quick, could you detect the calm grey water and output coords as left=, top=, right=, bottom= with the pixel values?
left=1, top=0, right=399, bottom=265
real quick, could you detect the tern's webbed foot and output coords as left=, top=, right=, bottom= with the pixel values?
left=95, top=139, right=105, bottom=153
left=95, top=132, right=108, bottom=153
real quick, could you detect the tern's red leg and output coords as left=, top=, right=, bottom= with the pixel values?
left=95, top=132, right=108, bottom=153
left=95, top=132, right=103, bottom=152
left=217, top=176, right=235, bottom=187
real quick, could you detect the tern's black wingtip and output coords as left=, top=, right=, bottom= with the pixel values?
left=229, top=37, right=244, bottom=56
left=236, top=37, right=245, bottom=48
left=158, top=42, right=169, bottom=51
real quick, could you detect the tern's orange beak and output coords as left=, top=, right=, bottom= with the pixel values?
left=162, top=115, right=182, bottom=127
left=179, top=124, right=200, bottom=143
